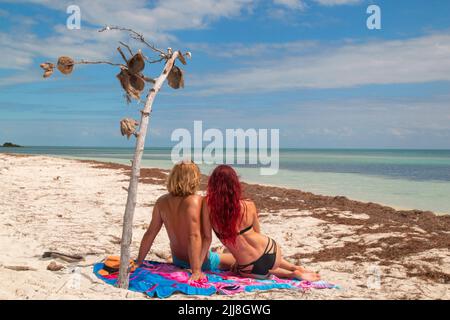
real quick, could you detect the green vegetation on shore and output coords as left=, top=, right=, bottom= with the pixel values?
left=2, top=142, right=23, bottom=147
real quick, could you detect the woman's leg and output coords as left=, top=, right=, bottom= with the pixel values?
left=212, top=245, right=231, bottom=254
left=272, top=242, right=320, bottom=281
left=269, top=267, right=321, bottom=282
left=218, top=253, right=236, bottom=270
left=280, top=258, right=318, bottom=274
left=279, top=258, right=297, bottom=271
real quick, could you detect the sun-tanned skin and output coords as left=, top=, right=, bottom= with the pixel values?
left=201, top=199, right=321, bottom=282
left=136, top=193, right=205, bottom=281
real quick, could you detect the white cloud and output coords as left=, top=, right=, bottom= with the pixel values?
left=314, top=0, right=361, bottom=6
left=233, top=96, right=450, bottom=147
left=0, top=0, right=254, bottom=85
left=0, top=0, right=254, bottom=56
left=0, top=26, right=124, bottom=70
left=191, top=40, right=320, bottom=58
left=190, top=33, right=450, bottom=95
left=3, top=0, right=253, bottom=34
left=272, top=0, right=361, bottom=11
left=273, top=0, right=306, bottom=10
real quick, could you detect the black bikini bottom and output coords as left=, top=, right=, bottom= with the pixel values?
left=237, top=237, right=277, bottom=276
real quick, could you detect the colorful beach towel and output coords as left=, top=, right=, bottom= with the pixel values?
left=93, top=260, right=338, bottom=298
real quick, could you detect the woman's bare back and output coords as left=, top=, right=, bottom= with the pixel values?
left=215, top=200, right=274, bottom=266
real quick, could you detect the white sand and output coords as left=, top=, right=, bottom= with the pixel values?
left=0, top=154, right=448, bottom=300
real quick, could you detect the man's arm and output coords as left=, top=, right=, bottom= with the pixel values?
left=186, top=198, right=204, bottom=280
left=136, top=200, right=163, bottom=266
left=199, top=198, right=213, bottom=266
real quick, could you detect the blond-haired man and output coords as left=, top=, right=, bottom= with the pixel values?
left=136, top=161, right=232, bottom=281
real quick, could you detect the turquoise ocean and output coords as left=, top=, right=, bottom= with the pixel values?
left=2, top=147, right=450, bottom=215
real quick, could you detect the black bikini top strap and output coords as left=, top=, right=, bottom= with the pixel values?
left=238, top=224, right=253, bottom=235
left=213, top=200, right=254, bottom=239
left=237, top=200, right=253, bottom=235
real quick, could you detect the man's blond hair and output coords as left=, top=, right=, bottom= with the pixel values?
left=166, top=161, right=201, bottom=196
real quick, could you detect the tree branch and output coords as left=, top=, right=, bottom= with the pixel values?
left=117, top=47, right=128, bottom=64
left=75, top=60, right=126, bottom=67
left=143, top=56, right=165, bottom=64
left=119, top=41, right=164, bottom=64
left=99, top=25, right=167, bottom=57
left=119, top=41, right=134, bottom=56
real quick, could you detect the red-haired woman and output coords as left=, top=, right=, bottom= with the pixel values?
left=200, top=165, right=320, bottom=281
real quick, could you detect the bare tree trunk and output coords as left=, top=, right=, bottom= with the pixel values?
left=117, top=51, right=179, bottom=289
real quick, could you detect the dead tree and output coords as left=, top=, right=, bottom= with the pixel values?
left=40, top=25, right=191, bottom=289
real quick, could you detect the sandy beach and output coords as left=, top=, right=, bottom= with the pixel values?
left=0, top=153, right=448, bottom=300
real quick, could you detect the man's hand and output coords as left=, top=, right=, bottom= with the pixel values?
left=189, top=271, right=206, bottom=282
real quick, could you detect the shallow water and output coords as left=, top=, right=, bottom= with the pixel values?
left=3, top=146, right=450, bottom=215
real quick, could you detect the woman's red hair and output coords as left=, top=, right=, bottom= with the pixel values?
left=206, top=165, right=242, bottom=245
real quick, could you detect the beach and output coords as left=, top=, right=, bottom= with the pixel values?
left=0, top=153, right=448, bottom=300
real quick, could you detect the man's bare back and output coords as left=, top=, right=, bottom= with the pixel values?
left=156, top=193, right=203, bottom=262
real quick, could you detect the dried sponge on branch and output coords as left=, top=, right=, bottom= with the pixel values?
left=167, top=65, right=184, bottom=89
left=128, top=52, right=145, bottom=74
left=40, top=56, right=74, bottom=78
left=130, top=74, right=145, bottom=92
left=120, top=118, right=139, bottom=139
left=117, top=67, right=145, bottom=101
left=40, top=62, right=54, bottom=78
left=116, top=49, right=147, bottom=102
left=57, top=56, right=75, bottom=75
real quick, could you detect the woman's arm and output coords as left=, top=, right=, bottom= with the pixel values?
left=186, top=198, right=204, bottom=280
left=199, top=198, right=213, bottom=266
left=136, top=200, right=163, bottom=266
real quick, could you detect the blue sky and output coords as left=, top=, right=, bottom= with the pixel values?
left=0, top=0, right=450, bottom=148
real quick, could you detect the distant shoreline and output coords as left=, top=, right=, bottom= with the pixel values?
left=1, top=142, right=23, bottom=148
